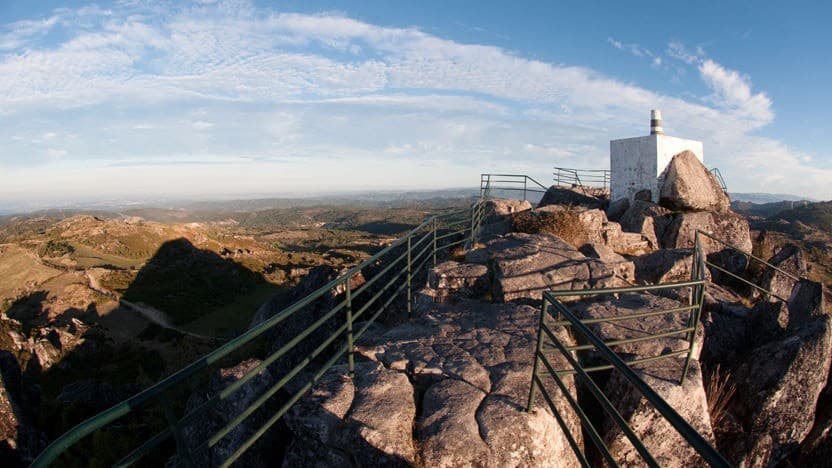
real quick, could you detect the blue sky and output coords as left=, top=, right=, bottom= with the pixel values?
left=1, top=0, right=830, bottom=210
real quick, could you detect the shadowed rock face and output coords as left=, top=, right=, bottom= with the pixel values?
left=282, top=299, right=583, bottom=467
left=759, top=243, right=806, bottom=302
left=728, top=314, right=832, bottom=466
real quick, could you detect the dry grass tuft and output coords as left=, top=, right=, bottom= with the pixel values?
left=511, top=206, right=589, bottom=247
left=704, top=364, right=736, bottom=430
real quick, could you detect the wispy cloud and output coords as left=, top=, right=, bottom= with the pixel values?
left=608, top=37, right=661, bottom=67
left=0, top=0, right=828, bottom=204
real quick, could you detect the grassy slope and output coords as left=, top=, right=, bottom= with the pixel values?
left=0, top=244, right=61, bottom=300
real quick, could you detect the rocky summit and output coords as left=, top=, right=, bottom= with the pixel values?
left=269, top=151, right=831, bottom=467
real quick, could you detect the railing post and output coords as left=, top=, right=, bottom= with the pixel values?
left=432, top=217, right=437, bottom=268
left=346, top=275, right=355, bottom=378
left=527, top=298, right=549, bottom=412
left=407, top=234, right=412, bottom=318
left=161, top=395, right=195, bottom=468
left=523, top=177, right=527, bottom=201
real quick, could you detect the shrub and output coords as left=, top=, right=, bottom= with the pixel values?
left=39, top=239, right=75, bottom=257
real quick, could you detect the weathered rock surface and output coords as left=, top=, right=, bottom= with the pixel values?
left=538, top=185, right=605, bottom=210
left=633, top=248, right=707, bottom=284
left=284, top=361, right=417, bottom=467
left=604, top=358, right=716, bottom=467
left=180, top=359, right=275, bottom=467
left=478, top=198, right=532, bottom=241
left=606, top=197, right=630, bottom=222
left=284, top=299, right=583, bottom=467
left=727, top=313, right=832, bottom=466
left=428, top=261, right=490, bottom=302
left=0, top=371, right=20, bottom=461
left=482, top=198, right=532, bottom=221
left=481, top=233, right=619, bottom=302
left=573, top=293, right=703, bottom=362
left=620, top=200, right=672, bottom=250
left=579, top=243, right=636, bottom=284
left=759, top=243, right=806, bottom=302
left=661, top=210, right=752, bottom=254
left=659, top=150, right=730, bottom=212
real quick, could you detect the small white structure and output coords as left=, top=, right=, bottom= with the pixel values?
left=610, top=110, right=703, bottom=204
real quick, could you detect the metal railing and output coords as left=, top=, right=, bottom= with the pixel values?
left=526, top=234, right=730, bottom=466
left=480, top=173, right=548, bottom=202
left=33, top=201, right=487, bottom=467
left=553, top=167, right=610, bottom=189
left=709, top=168, right=728, bottom=192
left=696, top=229, right=801, bottom=303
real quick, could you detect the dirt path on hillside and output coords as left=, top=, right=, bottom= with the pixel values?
left=83, top=270, right=220, bottom=341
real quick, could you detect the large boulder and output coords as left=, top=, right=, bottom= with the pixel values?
left=603, top=359, right=716, bottom=467
left=579, top=243, right=636, bottom=285
left=538, top=186, right=604, bottom=210
left=606, top=197, right=630, bottom=222
left=633, top=248, right=710, bottom=285
left=619, top=201, right=672, bottom=250
left=480, top=233, right=619, bottom=302
left=482, top=198, right=532, bottom=221
left=759, top=243, right=807, bottom=303
left=727, top=313, right=832, bottom=466
left=478, top=198, right=532, bottom=241
left=658, top=150, right=730, bottom=212
left=283, top=361, right=417, bottom=467
left=428, top=261, right=490, bottom=302
left=661, top=211, right=752, bottom=254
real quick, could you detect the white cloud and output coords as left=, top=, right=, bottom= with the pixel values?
left=47, top=148, right=67, bottom=158
left=666, top=41, right=702, bottom=65
left=698, top=59, right=773, bottom=126
left=0, top=0, right=827, bottom=203
left=192, top=120, right=214, bottom=130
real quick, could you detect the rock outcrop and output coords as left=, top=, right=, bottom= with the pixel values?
left=619, top=200, right=672, bottom=250
left=428, top=261, right=490, bottom=302
left=538, top=186, right=604, bottom=210
left=759, top=243, right=806, bottom=302
left=180, top=359, right=276, bottom=467
left=728, top=314, right=832, bottom=466
left=604, top=359, right=715, bottom=467
left=661, top=210, right=752, bottom=254
left=659, top=150, right=730, bottom=212
left=283, top=299, right=583, bottom=467
left=470, top=233, right=619, bottom=302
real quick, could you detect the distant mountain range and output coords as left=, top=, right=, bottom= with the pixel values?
left=729, top=192, right=818, bottom=204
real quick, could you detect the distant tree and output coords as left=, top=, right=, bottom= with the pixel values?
left=39, top=239, right=75, bottom=257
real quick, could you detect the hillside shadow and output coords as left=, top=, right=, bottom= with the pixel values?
left=122, top=237, right=275, bottom=330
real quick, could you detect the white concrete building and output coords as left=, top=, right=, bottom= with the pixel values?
left=610, top=110, right=703, bottom=203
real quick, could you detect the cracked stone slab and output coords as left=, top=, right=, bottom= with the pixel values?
left=285, top=298, right=583, bottom=467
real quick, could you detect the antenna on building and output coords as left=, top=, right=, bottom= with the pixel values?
left=650, top=109, right=663, bottom=135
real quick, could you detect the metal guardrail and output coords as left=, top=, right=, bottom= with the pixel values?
left=32, top=201, right=487, bottom=467
left=526, top=234, right=730, bottom=467
left=696, top=229, right=800, bottom=303
left=709, top=168, right=728, bottom=192
left=553, top=167, right=610, bottom=190
left=480, top=173, right=548, bottom=202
